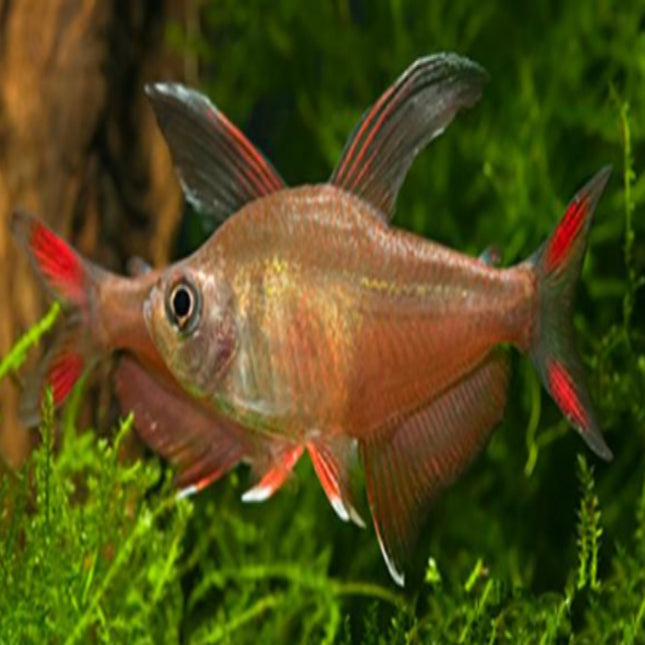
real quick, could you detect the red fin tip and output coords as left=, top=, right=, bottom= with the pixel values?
left=48, top=352, right=84, bottom=406
left=546, top=359, right=587, bottom=431
left=544, top=196, right=588, bottom=272
left=12, top=211, right=85, bottom=304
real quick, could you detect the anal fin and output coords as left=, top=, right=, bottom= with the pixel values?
left=114, top=355, right=246, bottom=496
left=362, top=350, right=509, bottom=586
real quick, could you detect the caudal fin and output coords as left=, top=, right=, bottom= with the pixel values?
left=528, top=167, right=612, bottom=460
left=12, top=210, right=99, bottom=423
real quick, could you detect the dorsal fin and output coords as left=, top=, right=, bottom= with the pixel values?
left=361, top=350, right=508, bottom=585
left=146, top=83, right=286, bottom=231
left=330, top=53, right=488, bottom=221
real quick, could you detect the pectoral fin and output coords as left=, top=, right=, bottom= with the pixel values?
left=114, top=355, right=245, bottom=496
left=361, top=350, right=509, bottom=585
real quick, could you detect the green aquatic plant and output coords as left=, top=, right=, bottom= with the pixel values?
left=0, top=302, right=60, bottom=382
left=0, top=389, right=190, bottom=644
left=576, top=455, right=603, bottom=593
left=5, top=406, right=645, bottom=644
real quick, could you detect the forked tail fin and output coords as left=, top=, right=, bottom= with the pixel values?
left=11, top=210, right=101, bottom=423
left=528, top=166, right=613, bottom=460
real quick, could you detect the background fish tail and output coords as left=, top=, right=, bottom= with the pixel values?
left=11, top=210, right=102, bottom=423
left=526, top=167, right=613, bottom=460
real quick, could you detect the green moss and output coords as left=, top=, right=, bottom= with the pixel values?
left=3, top=1, right=645, bottom=642
left=0, top=391, right=190, bottom=644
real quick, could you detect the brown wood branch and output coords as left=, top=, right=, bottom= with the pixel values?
left=0, top=0, right=184, bottom=467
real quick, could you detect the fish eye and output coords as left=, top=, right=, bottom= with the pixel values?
left=166, top=278, right=201, bottom=334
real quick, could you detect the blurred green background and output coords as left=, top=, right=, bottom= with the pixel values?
left=2, top=1, right=645, bottom=643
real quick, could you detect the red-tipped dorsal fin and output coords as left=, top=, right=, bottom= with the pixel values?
left=361, top=350, right=509, bottom=586
left=241, top=443, right=303, bottom=503
left=528, top=167, right=613, bottom=461
left=306, top=437, right=365, bottom=527
left=330, top=53, right=487, bottom=221
left=114, top=356, right=247, bottom=497
left=145, top=83, right=286, bottom=232
left=11, top=210, right=86, bottom=305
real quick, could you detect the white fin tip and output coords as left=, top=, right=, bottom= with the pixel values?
left=176, top=485, right=197, bottom=500
left=330, top=495, right=350, bottom=522
left=241, top=485, right=273, bottom=503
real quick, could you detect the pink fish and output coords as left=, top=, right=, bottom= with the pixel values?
left=11, top=53, right=612, bottom=585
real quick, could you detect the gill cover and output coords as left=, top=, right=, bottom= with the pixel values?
left=144, top=267, right=237, bottom=398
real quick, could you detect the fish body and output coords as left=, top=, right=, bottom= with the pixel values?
left=153, top=185, right=533, bottom=442
left=10, top=53, right=613, bottom=585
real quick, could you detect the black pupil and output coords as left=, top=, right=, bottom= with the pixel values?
left=172, top=286, right=191, bottom=319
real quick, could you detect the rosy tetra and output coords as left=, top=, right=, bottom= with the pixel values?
left=11, top=53, right=612, bottom=585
